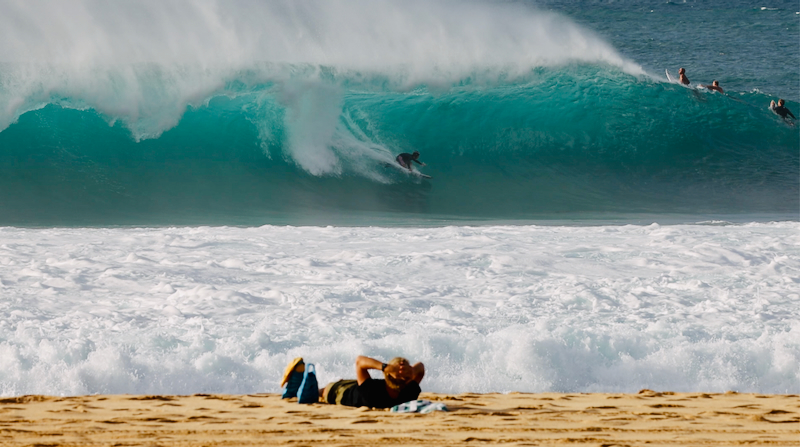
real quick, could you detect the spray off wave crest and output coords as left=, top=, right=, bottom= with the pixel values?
left=0, top=0, right=639, bottom=139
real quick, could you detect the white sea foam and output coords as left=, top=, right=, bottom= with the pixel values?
left=0, top=223, right=798, bottom=396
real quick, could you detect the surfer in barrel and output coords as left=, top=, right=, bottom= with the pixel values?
left=396, top=151, right=426, bottom=172
left=770, top=99, right=796, bottom=122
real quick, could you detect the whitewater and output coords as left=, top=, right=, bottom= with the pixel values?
left=0, top=0, right=798, bottom=396
left=1, top=223, right=798, bottom=396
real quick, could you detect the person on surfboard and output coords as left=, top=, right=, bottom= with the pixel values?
left=678, top=67, right=690, bottom=85
left=396, top=151, right=426, bottom=172
left=770, top=99, right=796, bottom=121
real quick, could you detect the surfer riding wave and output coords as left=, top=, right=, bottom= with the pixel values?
left=396, top=151, right=426, bottom=172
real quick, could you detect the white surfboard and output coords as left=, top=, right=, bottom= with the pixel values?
left=665, top=68, right=676, bottom=83
left=382, top=162, right=432, bottom=179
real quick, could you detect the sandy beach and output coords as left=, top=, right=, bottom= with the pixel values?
left=1, top=390, right=797, bottom=446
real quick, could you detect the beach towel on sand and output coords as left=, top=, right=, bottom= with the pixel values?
left=390, top=399, right=448, bottom=413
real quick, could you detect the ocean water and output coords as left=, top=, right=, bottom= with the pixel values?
left=0, top=0, right=798, bottom=396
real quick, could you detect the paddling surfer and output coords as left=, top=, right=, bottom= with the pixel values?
left=770, top=99, right=796, bottom=121
left=703, top=80, right=723, bottom=93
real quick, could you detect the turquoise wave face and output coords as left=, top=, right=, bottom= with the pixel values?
left=0, top=66, right=797, bottom=226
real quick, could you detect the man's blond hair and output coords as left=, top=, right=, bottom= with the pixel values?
left=384, top=357, right=412, bottom=391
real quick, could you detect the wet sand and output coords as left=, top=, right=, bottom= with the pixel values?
left=1, top=390, right=798, bottom=446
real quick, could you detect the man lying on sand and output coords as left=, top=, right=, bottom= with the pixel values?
left=282, top=356, right=425, bottom=408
